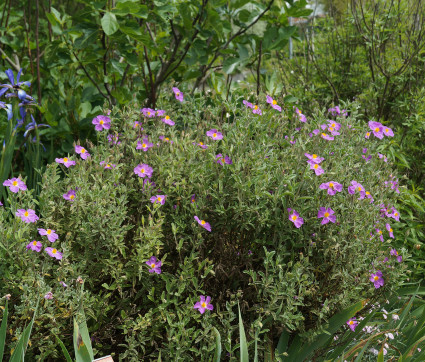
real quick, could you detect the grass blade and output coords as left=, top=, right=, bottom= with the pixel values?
left=213, top=327, right=222, bottom=362
left=54, top=334, right=73, bottom=362
left=0, top=300, right=8, bottom=360
left=238, top=303, right=249, bottom=362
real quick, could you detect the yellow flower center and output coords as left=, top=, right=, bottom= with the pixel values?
left=142, top=143, right=147, bottom=148
left=24, top=211, right=29, bottom=217
left=33, top=241, right=37, bottom=246
left=324, top=212, right=330, bottom=217
left=176, top=92, right=180, bottom=96
left=314, top=164, right=318, bottom=169
left=298, top=109, right=302, bottom=114
left=47, top=229, right=52, bottom=234
left=291, top=215, right=297, bottom=221
left=390, top=228, right=393, bottom=232
left=375, top=127, right=380, bottom=132
left=349, top=320, right=354, bottom=325
left=141, top=168, right=145, bottom=173
left=213, top=133, right=217, bottom=138
left=329, top=127, right=334, bottom=131
left=147, top=112, right=151, bottom=116
left=385, top=129, right=389, bottom=132
left=52, top=249, right=57, bottom=254
left=12, top=181, right=18, bottom=186
left=394, top=212, right=398, bottom=216
left=331, top=123, right=336, bottom=127
left=329, top=183, right=334, bottom=188
left=272, top=100, right=277, bottom=105
left=378, top=230, right=382, bottom=234
left=201, top=220, right=206, bottom=225
left=63, top=158, right=68, bottom=162
left=322, top=133, right=327, bottom=137
left=374, top=276, right=379, bottom=281
left=99, top=120, right=104, bottom=125
left=254, top=105, right=258, bottom=110
left=366, top=191, right=370, bottom=195
left=151, top=263, right=156, bottom=268
left=221, top=158, right=225, bottom=163
left=358, top=187, right=362, bottom=191
left=165, top=115, right=170, bottom=120
left=201, top=302, right=206, bottom=308
left=70, top=195, right=75, bottom=199
left=312, top=154, right=317, bottom=158
left=199, top=142, right=203, bottom=145
left=107, top=164, right=111, bottom=168
left=157, top=197, right=162, bottom=202
left=165, top=138, right=169, bottom=141
left=366, top=132, right=370, bottom=136
left=81, top=148, right=86, bottom=153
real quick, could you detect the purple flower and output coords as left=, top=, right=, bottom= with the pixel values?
left=133, top=121, right=143, bottom=129
left=370, top=270, right=384, bottom=289
left=378, top=153, right=388, bottom=162
left=206, top=129, right=223, bottom=140
left=3, top=178, right=27, bottom=193
left=313, top=129, right=320, bottom=135
left=146, top=256, right=162, bottom=274
left=216, top=154, right=232, bottom=165
left=288, top=208, right=304, bottom=228
left=319, top=181, right=343, bottom=195
left=45, top=247, right=63, bottom=260
left=60, top=281, right=68, bottom=287
left=348, top=181, right=365, bottom=199
left=194, top=216, right=211, bottom=232
left=92, top=115, right=111, bottom=131
left=156, top=110, right=166, bottom=117
left=294, top=107, right=307, bottom=122
left=347, top=318, right=358, bottom=332
left=252, top=105, right=262, bottom=115
left=376, top=228, right=384, bottom=242
left=136, top=138, right=154, bottom=151
left=305, top=153, right=324, bottom=164
left=75, top=145, right=90, bottom=160
left=63, top=189, right=76, bottom=202
left=16, top=209, right=39, bottom=223
left=317, top=207, right=336, bottom=224
left=150, top=195, right=166, bottom=205
left=327, top=126, right=340, bottom=136
left=383, top=126, right=394, bottom=137
left=266, top=95, right=281, bottom=112
left=193, top=141, right=208, bottom=149
left=365, top=131, right=371, bottom=139
left=390, top=249, right=402, bottom=262
left=172, top=87, right=183, bottom=102
left=362, top=155, right=372, bottom=162
left=26, top=240, right=42, bottom=252
left=388, top=207, right=400, bottom=221
left=243, top=100, right=253, bottom=109
left=369, top=121, right=384, bottom=139
left=134, top=164, right=153, bottom=178
left=190, top=194, right=196, bottom=204
left=141, top=108, right=155, bottom=117
left=365, top=191, right=374, bottom=203
left=194, top=295, right=213, bottom=314
left=386, top=223, right=394, bottom=238
left=38, top=228, right=58, bottom=243
left=55, top=157, right=76, bottom=168
left=159, top=135, right=173, bottom=144
left=44, top=292, right=53, bottom=300
left=162, top=115, right=175, bottom=126
left=100, top=161, right=116, bottom=169
left=107, top=134, right=121, bottom=145
left=328, top=120, right=342, bottom=131
left=321, top=132, right=334, bottom=141
left=308, top=160, right=324, bottom=175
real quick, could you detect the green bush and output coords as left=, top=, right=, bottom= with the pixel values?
left=0, top=93, right=408, bottom=360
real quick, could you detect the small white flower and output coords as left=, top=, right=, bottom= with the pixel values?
left=385, top=333, right=394, bottom=340
left=370, top=348, right=379, bottom=355
left=392, top=314, right=400, bottom=320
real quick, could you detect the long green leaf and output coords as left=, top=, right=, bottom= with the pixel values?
left=276, top=330, right=290, bottom=361
left=73, top=318, right=92, bottom=362
left=238, top=304, right=249, bottom=362
left=54, top=334, right=73, bottom=362
left=10, top=299, right=39, bottom=362
left=354, top=339, right=372, bottom=362
left=213, top=327, right=222, bottom=362
left=0, top=300, right=8, bottom=360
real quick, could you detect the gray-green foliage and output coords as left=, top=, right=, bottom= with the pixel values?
left=0, top=93, right=408, bottom=359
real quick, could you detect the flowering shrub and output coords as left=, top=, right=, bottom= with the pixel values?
left=0, top=93, right=408, bottom=359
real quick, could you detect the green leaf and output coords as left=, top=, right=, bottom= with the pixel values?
left=55, top=334, right=73, bottom=362
left=0, top=300, right=8, bottom=361
left=101, top=12, right=119, bottom=36
left=73, top=318, right=92, bottom=362
left=276, top=330, right=290, bottom=359
left=238, top=303, right=249, bottom=362
left=213, top=327, right=222, bottom=362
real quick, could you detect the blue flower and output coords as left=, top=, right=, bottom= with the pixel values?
left=1, top=69, right=32, bottom=101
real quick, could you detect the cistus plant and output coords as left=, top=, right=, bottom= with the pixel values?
left=0, top=92, right=409, bottom=360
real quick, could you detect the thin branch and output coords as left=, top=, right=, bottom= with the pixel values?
left=146, top=23, right=164, bottom=64
left=120, top=63, right=131, bottom=88
left=0, top=48, right=20, bottom=71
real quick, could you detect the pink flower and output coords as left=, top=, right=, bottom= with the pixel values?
left=327, top=120, right=341, bottom=131
left=26, top=240, right=42, bottom=252
left=317, top=207, right=336, bottom=224
left=266, top=95, right=281, bottom=112
left=75, top=145, right=90, bottom=160
left=63, top=189, right=76, bottom=202
left=146, top=256, right=162, bottom=274
left=216, top=154, right=232, bottom=165
left=383, top=126, right=394, bottom=137
left=159, top=135, right=173, bottom=144
left=304, top=153, right=324, bottom=164
left=206, top=129, right=223, bottom=140
left=365, top=131, right=371, bottom=139
left=194, top=216, right=211, bottom=232
left=3, top=177, right=27, bottom=193
left=92, top=115, right=111, bottom=131
left=308, top=160, right=324, bottom=175
left=156, top=110, right=166, bottom=117
left=390, top=248, right=402, bottom=262
left=386, top=223, right=394, bottom=238
left=252, top=105, right=262, bottom=115
left=243, top=100, right=253, bottom=109
left=55, top=157, right=76, bottom=168
left=150, top=195, right=166, bottom=205
left=134, top=163, right=153, bottom=178
left=294, top=107, right=307, bottom=122
left=194, top=295, right=213, bottom=314
left=288, top=208, right=304, bottom=228
left=161, top=115, right=175, bottom=126
left=38, top=228, right=59, bottom=242
left=370, top=270, right=384, bottom=289
left=321, top=132, right=334, bottom=141
left=193, top=141, right=208, bottom=149
left=141, top=108, right=155, bottom=117
left=133, top=121, right=143, bottom=129
left=45, top=247, right=63, bottom=260
left=172, top=87, right=183, bottom=102
left=100, top=161, right=116, bottom=169
left=368, top=121, right=384, bottom=139
left=44, top=292, right=53, bottom=300
left=319, top=181, right=343, bottom=195
left=348, top=181, right=365, bottom=199
left=136, top=139, right=154, bottom=151
left=16, top=209, right=39, bottom=223
left=346, top=318, right=358, bottom=332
